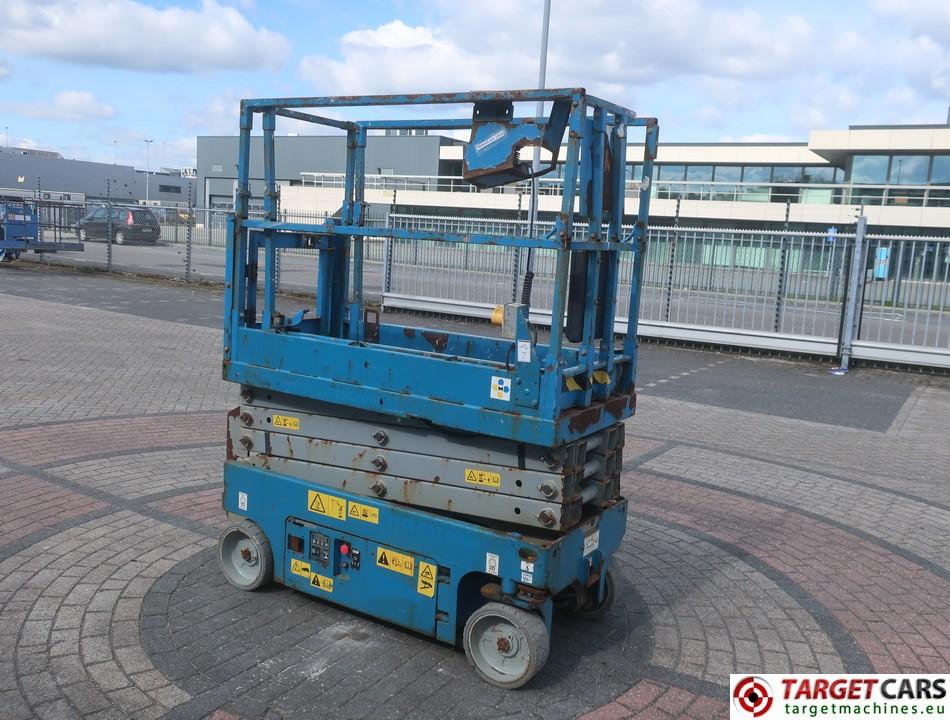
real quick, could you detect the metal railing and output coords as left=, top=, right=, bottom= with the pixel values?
left=22, top=203, right=950, bottom=368
left=383, top=213, right=950, bottom=368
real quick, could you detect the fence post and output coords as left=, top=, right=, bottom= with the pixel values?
left=106, top=179, right=113, bottom=272
left=383, top=211, right=394, bottom=294
left=773, top=200, right=791, bottom=333
left=838, top=211, right=868, bottom=370
left=185, top=183, right=194, bottom=283
left=664, top=198, right=681, bottom=322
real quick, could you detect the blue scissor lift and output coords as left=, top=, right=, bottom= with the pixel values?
left=0, top=194, right=84, bottom=262
left=219, top=89, right=657, bottom=688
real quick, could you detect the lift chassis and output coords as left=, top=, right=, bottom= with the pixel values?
left=219, top=89, right=658, bottom=687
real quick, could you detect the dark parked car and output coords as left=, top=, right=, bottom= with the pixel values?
left=74, top=207, right=160, bottom=244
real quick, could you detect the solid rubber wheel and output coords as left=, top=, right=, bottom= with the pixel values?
left=575, top=569, right=616, bottom=621
left=462, top=602, right=550, bottom=689
left=218, top=520, right=273, bottom=591
left=114, top=230, right=125, bottom=245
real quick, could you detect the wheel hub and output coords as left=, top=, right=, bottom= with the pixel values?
left=495, top=631, right=518, bottom=657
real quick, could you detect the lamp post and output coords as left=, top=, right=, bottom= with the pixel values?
left=144, top=139, right=153, bottom=204
left=520, top=0, right=552, bottom=306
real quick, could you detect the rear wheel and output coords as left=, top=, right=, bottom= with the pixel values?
left=218, top=520, right=273, bottom=591
left=554, top=569, right=616, bottom=621
left=462, top=602, right=549, bottom=689
left=113, top=230, right=125, bottom=245
left=79, top=228, right=87, bottom=242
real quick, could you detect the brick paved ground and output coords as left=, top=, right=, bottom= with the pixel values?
left=1, top=279, right=949, bottom=719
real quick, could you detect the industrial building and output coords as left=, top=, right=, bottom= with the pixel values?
left=0, top=146, right=195, bottom=204
left=196, top=123, right=950, bottom=233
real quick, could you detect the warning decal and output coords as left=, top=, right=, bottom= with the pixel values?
left=309, top=572, right=333, bottom=593
left=307, top=490, right=346, bottom=521
left=417, top=562, right=436, bottom=598
left=464, top=468, right=501, bottom=489
left=289, top=558, right=311, bottom=579
left=272, top=414, right=300, bottom=430
left=376, top=546, right=415, bottom=577
left=348, top=501, right=380, bottom=524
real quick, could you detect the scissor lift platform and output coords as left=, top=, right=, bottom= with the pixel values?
left=218, top=88, right=658, bottom=688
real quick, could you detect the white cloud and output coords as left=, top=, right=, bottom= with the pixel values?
left=0, top=0, right=289, bottom=72
left=298, top=2, right=819, bottom=104
left=0, top=62, right=9, bottom=80
left=871, top=0, right=950, bottom=43
left=4, top=91, right=115, bottom=121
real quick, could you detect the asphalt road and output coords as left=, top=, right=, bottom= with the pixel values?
left=2, top=262, right=935, bottom=432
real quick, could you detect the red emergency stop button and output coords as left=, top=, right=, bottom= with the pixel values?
left=340, top=542, right=350, bottom=555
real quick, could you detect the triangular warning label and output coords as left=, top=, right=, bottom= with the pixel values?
left=421, top=565, right=434, bottom=580
left=378, top=550, right=390, bottom=566
left=309, top=494, right=326, bottom=513
left=466, top=470, right=478, bottom=483
left=349, top=504, right=359, bottom=518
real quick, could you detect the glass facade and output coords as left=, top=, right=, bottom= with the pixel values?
left=851, top=155, right=889, bottom=184
left=742, top=166, right=771, bottom=183
left=713, top=166, right=741, bottom=182
left=932, top=156, right=950, bottom=185
left=617, top=152, right=949, bottom=207
left=889, top=155, right=929, bottom=184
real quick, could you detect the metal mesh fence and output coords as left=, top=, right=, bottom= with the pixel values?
left=19, top=204, right=950, bottom=364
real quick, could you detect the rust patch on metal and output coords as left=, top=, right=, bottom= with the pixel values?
left=563, top=405, right=602, bottom=434
left=421, top=331, right=449, bottom=353
left=403, top=327, right=416, bottom=338
left=604, top=393, right=631, bottom=420
left=226, top=406, right=240, bottom=461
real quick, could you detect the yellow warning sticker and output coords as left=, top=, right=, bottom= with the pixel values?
left=417, top=562, right=436, bottom=598
left=272, top=414, right=300, bottom=430
left=289, top=558, right=311, bottom=578
left=309, top=572, right=333, bottom=593
left=307, top=490, right=346, bottom=521
left=348, top=501, right=380, bottom=524
left=376, top=546, right=415, bottom=576
left=464, top=468, right=501, bottom=489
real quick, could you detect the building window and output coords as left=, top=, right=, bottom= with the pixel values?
left=850, top=155, right=888, bottom=184
left=772, top=166, right=803, bottom=183
left=889, top=155, right=929, bottom=185
left=686, top=165, right=713, bottom=182
left=626, top=164, right=643, bottom=182
left=802, top=166, right=835, bottom=183
left=742, top=166, right=771, bottom=183
left=158, top=184, right=182, bottom=194
left=931, top=156, right=950, bottom=185
left=657, top=165, right=685, bottom=181
left=713, top=166, right=741, bottom=182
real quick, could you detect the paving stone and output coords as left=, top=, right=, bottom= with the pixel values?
left=2, top=279, right=949, bottom=719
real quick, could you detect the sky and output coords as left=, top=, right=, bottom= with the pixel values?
left=0, top=0, right=948, bottom=171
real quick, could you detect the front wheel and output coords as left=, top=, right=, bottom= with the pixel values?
left=113, top=230, right=125, bottom=245
left=218, top=520, right=273, bottom=591
left=462, top=602, right=550, bottom=689
left=78, top=228, right=87, bottom=242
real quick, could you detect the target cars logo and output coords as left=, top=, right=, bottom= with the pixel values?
left=730, top=674, right=948, bottom=719
left=733, top=676, right=774, bottom=718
